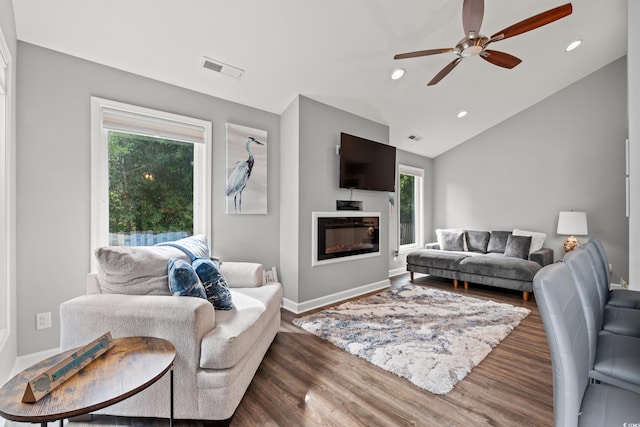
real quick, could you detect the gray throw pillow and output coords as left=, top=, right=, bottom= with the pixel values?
left=504, top=235, right=532, bottom=260
left=440, top=230, right=465, bottom=251
left=487, top=231, right=512, bottom=253
left=465, top=230, right=490, bottom=253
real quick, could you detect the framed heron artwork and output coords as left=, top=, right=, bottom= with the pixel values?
left=225, top=123, right=268, bottom=214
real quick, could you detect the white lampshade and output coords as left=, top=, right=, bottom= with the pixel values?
left=557, top=211, right=588, bottom=236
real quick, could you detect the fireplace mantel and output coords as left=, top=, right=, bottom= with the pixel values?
left=312, top=211, right=381, bottom=266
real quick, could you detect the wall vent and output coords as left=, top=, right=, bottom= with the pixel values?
left=202, top=57, right=244, bottom=79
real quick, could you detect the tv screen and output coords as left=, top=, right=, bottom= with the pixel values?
left=339, top=133, right=396, bottom=192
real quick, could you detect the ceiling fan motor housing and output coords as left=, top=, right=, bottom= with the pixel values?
left=456, top=36, right=488, bottom=57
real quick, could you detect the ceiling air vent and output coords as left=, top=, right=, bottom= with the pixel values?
left=407, top=134, right=422, bottom=142
left=202, top=57, right=244, bottom=79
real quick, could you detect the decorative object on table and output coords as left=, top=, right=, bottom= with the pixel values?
left=22, top=332, right=113, bottom=403
left=264, top=266, right=278, bottom=284
left=293, top=285, right=529, bottom=394
left=557, top=210, right=588, bottom=253
left=225, top=123, right=267, bottom=214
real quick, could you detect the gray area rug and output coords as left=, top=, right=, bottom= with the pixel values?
left=293, top=285, right=530, bottom=394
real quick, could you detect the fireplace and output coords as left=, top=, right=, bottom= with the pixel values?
left=312, top=212, right=381, bottom=266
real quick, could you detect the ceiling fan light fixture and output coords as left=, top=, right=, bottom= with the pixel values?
left=391, top=68, right=405, bottom=80
left=457, top=110, right=468, bottom=119
left=461, top=45, right=483, bottom=57
left=565, top=39, right=582, bottom=52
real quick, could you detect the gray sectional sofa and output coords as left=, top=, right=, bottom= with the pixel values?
left=407, top=229, right=554, bottom=300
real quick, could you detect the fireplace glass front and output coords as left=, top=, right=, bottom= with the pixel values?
left=316, top=215, right=380, bottom=262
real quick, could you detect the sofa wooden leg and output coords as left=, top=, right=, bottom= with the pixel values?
left=453, top=279, right=458, bottom=288
left=464, top=281, right=469, bottom=290
left=410, top=271, right=414, bottom=281
left=523, top=291, right=530, bottom=301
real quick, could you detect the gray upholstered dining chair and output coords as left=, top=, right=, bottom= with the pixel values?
left=563, top=247, right=640, bottom=393
left=589, top=237, right=640, bottom=309
left=534, top=262, right=640, bottom=427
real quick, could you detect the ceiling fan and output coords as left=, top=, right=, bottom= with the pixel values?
left=394, top=0, right=573, bottom=86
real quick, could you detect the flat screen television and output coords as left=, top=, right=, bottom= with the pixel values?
left=339, top=132, right=396, bottom=192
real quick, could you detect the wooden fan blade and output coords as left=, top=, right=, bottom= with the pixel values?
left=481, top=50, right=522, bottom=69
left=463, top=0, right=484, bottom=36
left=490, top=3, right=572, bottom=41
left=428, top=57, right=463, bottom=86
left=394, top=48, right=453, bottom=60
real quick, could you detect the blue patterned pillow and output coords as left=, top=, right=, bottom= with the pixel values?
left=192, top=258, right=233, bottom=310
left=167, top=258, right=207, bottom=299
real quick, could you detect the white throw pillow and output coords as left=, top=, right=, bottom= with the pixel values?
left=435, top=229, right=468, bottom=251
left=512, top=229, right=546, bottom=254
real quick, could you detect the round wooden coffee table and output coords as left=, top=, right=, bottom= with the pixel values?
left=0, top=336, right=176, bottom=427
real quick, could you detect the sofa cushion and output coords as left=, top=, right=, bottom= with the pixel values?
left=200, top=283, right=282, bottom=370
left=459, top=255, right=542, bottom=282
left=193, top=258, right=233, bottom=310
left=95, top=234, right=210, bottom=296
left=504, top=235, right=532, bottom=260
left=513, top=229, right=547, bottom=254
left=168, top=258, right=207, bottom=299
left=407, top=249, right=470, bottom=270
left=436, top=228, right=468, bottom=251
left=439, top=230, right=465, bottom=251
left=487, top=231, right=512, bottom=253
left=466, top=230, right=490, bottom=253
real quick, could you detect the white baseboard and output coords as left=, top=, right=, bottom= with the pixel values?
left=283, top=279, right=390, bottom=314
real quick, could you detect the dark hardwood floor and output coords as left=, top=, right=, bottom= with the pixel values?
left=8, top=273, right=554, bottom=427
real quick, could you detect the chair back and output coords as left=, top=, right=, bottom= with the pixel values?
left=582, top=241, right=609, bottom=308
left=589, top=237, right=610, bottom=282
left=563, top=248, right=602, bottom=368
left=534, top=263, right=590, bottom=427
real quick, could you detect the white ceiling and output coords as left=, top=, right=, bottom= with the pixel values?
left=12, top=0, right=627, bottom=158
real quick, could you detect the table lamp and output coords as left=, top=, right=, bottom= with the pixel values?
left=557, top=211, right=588, bottom=253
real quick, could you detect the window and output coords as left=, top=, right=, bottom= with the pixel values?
left=91, top=97, right=211, bottom=270
left=399, top=164, right=424, bottom=251
left=0, top=26, right=11, bottom=347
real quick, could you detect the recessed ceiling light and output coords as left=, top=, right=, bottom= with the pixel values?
left=457, top=110, right=468, bottom=119
left=565, top=39, right=582, bottom=52
left=391, top=68, right=405, bottom=80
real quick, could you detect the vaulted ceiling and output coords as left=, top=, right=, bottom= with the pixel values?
left=12, top=0, right=627, bottom=157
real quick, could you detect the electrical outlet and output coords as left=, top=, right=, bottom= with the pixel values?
left=36, top=312, right=51, bottom=330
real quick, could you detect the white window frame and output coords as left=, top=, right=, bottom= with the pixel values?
left=90, top=97, right=212, bottom=271
left=398, top=164, right=424, bottom=252
left=0, top=25, right=12, bottom=351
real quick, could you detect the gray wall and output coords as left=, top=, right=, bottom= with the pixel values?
left=433, top=57, right=629, bottom=281
left=0, top=0, right=17, bottom=383
left=280, top=95, right=391, bottom=305
left=628, top=1, right=640, bottom=289
left=16, top=43, right=280, bottom=355
left=279, top=96, right=300, bottom=303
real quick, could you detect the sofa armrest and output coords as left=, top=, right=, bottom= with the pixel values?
left=220, top=262, right=264, bottom=288
left=60, top=294, right=215, bottom=373
left=425, top=242, right=440, bottom=250
left=530, top=248, right=554, bottom=266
